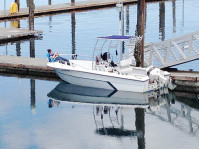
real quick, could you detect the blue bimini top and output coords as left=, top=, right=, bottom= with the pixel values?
left=97, top=35, right=134, bottom=41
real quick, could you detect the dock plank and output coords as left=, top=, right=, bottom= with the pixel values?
left=0, top=27, right=42, bottom=42
left=1, top=55, right=199, bottom=87
left=0, top=0, right=136, bottom=20
left=0, top=55, right=55, bottom=77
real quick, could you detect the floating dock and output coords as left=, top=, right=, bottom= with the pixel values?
left=0, top=55, right=56, bottom=78
left=0, top=28, right=42, bottom=43
left=0, top=55, right=199, bottom=91
left=0, top=0, right=136, bottom=20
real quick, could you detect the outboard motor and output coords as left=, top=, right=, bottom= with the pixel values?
left=147, top=66, right=176, bottom=90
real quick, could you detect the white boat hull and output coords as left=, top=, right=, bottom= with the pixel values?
left=54, top=68, right=150, bottom=93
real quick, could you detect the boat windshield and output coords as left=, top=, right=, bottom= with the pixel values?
left=92, top=35, right=142, bottom=70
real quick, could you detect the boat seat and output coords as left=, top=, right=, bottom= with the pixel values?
left=96, top=55, right=103, bottom=65
left=120, top=58, right=135, bottom=67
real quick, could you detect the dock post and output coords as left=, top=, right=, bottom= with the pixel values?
left=71, top=12, right=76, bottom=59
left=26, top=0, right=29, bottom=7
left=134, top=0, right=145, bottom=67
left=172, top=0, right=176, bottom=34
left=29, top=0, right=35, bottom=31
left=15, top=0, right=20, bottom=11
left=126, top=6, right=129, bottom=35
left=159, top=1, right=165, bottom=41
left=71, top=0, right=75, bottom=6
left=4, top=0, right=6, bottom=12
left=48, top=0, right=52, bottom=5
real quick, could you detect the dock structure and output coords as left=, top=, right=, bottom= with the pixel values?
left=0, top=55, right=56, bottom=78
left=0, top=0, right=136, bottom=20
left=0, top=27, right=42, bottom=43
left=144, top=31, right=199, bottom=69
left=1, top=55, right=199, bottom=90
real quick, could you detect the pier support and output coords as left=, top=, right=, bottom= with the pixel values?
left=172, top=0, right=176, bottom=34
left=29, top=0, right=35, bottom=31
left=15, top=0, right=20, bottom=11
left=126, top=6, right=130, bottom=35
left=159, top=1, right=165, bottom=41
left=71, top=12, right=76, bottom=59
left=134, top=0, right=145, bottom=67
left=48, top=0, right=52, bottom=5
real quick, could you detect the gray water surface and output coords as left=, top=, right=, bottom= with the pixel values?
left=1, top=0, right=199, bottom=148
left=1, top=75, right=199, bottom=149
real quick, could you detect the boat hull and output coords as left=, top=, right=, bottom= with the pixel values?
left=54, top=68, right=150, bottom=93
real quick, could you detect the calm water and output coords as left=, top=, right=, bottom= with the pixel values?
left=1, top=0, right=199, bottom=148
left=1, top=75, right=199, bottom=149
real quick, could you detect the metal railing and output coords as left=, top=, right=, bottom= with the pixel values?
left=144, top=31, right=199, bottom=68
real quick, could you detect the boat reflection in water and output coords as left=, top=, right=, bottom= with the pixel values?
left=47, top=81, right=169, bottom=106
left=47, top=81, right=171, bottom=143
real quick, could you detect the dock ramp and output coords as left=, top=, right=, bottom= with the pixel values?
left=144, top=31, right=199, bottom=69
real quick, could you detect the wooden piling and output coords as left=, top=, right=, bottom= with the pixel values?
left=15, top=0, right=20, bottom=11
left=29, top=0, right=35, bottom=31
left=137, top=0, right=145, bottom=68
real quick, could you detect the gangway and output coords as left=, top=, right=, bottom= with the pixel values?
left=144, top=31, right=199, bottom=69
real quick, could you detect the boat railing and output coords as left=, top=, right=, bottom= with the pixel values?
left=59, top=53, right=92, bottom=60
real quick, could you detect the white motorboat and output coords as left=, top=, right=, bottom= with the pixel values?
left=47, top=35, right=175, bottom=93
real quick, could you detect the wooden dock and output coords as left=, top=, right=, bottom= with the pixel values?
left=1, top=55, right=199, bottom=90
left=0, top=0, right=136, bottom=20
left=0, top=28, right=42, bottom=43
left=0, top=55, right=56, bottom=78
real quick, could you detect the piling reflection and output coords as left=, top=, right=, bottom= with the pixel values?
left=30, top=37, right=35, bottom=57
left=172, top=0, right=176, bottom=34
left=30, top=79, right=36, bottom=114
left=159, top=1, right=165, bottom=41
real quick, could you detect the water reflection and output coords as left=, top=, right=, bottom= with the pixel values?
left=46, top=81, right=199, bottom=138
left=30, top=79, right=36, bottom=114
left=159, top=1, right=165, bottom=41
left=47, top=81, right=170, bottom=105
left=10, top=19, right=20, bottom=28
left=47, top=82, right=171, bottom=148
left=172, top=0, right=176, bottom=34
left=30, top=37, right=35, bottom=57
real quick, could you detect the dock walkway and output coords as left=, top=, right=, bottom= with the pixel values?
left=0, top=0, right=136, bottom=20
left=0, top=28, right=42, bottom=43
left=0, top=55, right=55, bottom=77
left=1, top=55, right=199, bottom=90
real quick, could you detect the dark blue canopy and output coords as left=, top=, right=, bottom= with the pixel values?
left=97, top=35, right=134, bottom=40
